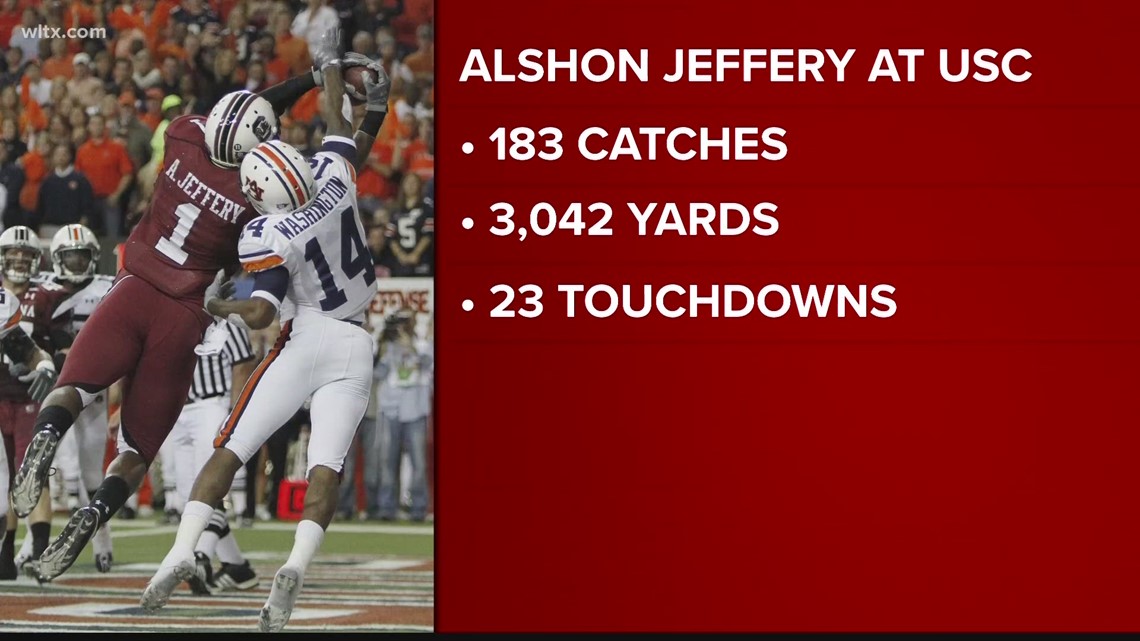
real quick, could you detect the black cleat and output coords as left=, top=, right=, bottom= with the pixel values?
left=12, top=430, right=59, bottom=517
left=186, top=551, right=214, bottom=595
left=209, top=559, right=260, bottom=592
left=37, top=506, right=100, bottom=581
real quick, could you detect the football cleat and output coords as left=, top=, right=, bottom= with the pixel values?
left=186, top=551, right=214, bottom=595
left=140, top=557, right=198, bottom=612
left=209, top=560, right=259, bottom=593
left=36, top=506, right=99, bottom=581
left=94, top=552, right=113, bottom=574
left=12, top=430, right=60, bottom=517
left=259, top=567, right=302, bottom=632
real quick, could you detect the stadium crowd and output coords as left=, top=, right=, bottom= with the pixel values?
left=0, top=0, right=435, bottom=526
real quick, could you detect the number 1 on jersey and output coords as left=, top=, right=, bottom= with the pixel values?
left=156, top=203, right=201, bottom=265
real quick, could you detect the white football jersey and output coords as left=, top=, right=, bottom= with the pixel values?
left=237, top=150, right=376, bottom=323
left=0, top=287, right=22, bottom=340
left=40, top=275, right=114, bottom=336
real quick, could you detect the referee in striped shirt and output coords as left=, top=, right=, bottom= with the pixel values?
left=159, top=320, right=261, bottom=594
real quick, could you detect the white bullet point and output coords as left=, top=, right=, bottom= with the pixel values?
left=462, top=217, right=474, bottom=229
left=462, top=142, right=474, bottom=154
left=462, top=299, right=474, bottom=312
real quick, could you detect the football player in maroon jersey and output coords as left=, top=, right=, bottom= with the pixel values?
left=0, top=226, right=57, bottom=580
left=13, top=57, right=383, bottom=582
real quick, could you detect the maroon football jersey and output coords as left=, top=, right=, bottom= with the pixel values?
left=0, top=284, right=38, bottom=400
left=121, top=115, right=257, bottom=306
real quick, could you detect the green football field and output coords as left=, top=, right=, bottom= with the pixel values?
left=14, top=513, right=434, bottom=562
left=1, top=514, right=435, bottom=632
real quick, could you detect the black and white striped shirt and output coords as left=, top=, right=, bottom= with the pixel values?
left=188, top=321, right=255, bottom=402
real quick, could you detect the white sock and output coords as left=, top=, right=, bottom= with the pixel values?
left=161, top=500, right=213, bottom=568
left=194, top=509, right=228, bottom=559
left=229, top=491, right=247, bottom=517
left=216, top=531, right=245, bottom=565
left=283, top=520, right=325, bottom=575
left=92, top=522, right=113, bottom=556
left=16, top=532, right=32, bottom=561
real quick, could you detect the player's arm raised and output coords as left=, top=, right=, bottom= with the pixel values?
left=259, top=24, right=346, bottom=120
left=343, top=52, right=391, bottom=173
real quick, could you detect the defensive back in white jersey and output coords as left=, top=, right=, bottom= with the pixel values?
left=237, top=151, right=376, bottom=322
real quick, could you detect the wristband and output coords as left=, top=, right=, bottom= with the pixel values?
left=362, top=109, right=385, bottom=134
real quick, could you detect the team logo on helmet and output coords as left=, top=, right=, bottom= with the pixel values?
left=205, top=91, right=279, bottom=168
left=239, top=140, right=316, bottom=216
left=244, top=177, right=265, bottom=201
left=253, top=115, right=272, bottom=141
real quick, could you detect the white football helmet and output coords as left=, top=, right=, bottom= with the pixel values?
left=239, top=140, right=316, bottom=216
left=204, top=90, right=279, bottom=168
left=50, top=224, right=101, bottom=282
left=0, top=225, right=42, bottom=284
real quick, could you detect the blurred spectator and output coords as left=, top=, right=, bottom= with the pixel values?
left=0, top=0, right=21, bottom=50
left=21, top=59, right=52, bottom=106
left=140, top=86, right=164, bottom=129
left=114, top=92, right=152, bottom=170
left=17, top=134, right=47, bottom=221
left=386, top=172, right=433, bottom=277
left=222, top=4, right=258, bottom=62
left=68, top=52, right=106, bottom=109
left=9, top=8, right=41, bottom=62
left=171, top=0, right=220, bottom=34
left=375, top=306, right=432, bottom=521
left=93, top=50, right=113, bottom=83
left=76, top=113, right=133, bottom=237
left=375, top=27, right=409, bottom=91
left=33, top=143, right=95, bottom=239
left=42, top=39, right=73, bottom=81
left=291, top=0, right=339, bottom=56
left=392, top=0, right=431, bottom=53
left=351, top=30, right=375, bottom=59
left=244, top=59, right=268, bottom=92
left=357, top=134, right=397, bottom=213
left=368, top=220, right=394, bottom=278
left=352, top=0, right=403, bottom=38
left=270, top=6, right=311, bottom=77
left=157, top=55, right=181, bottom=97
left=0, top=115, right=25, bottom=158
left=98, top=92, right=119, bottom=121
left=138, top=94, right=183, bottom=202
left=132, top=48, right=161, bottom=90
left=0, top=141, right=23, bottom=228
left=107, top=56, right=139, bottom=98
left=197, top=46, right=241, bottom=109
left=67, top=105, right=88, bottom=146
left=0, top=45, right=22, bottom=85
left=401, top=23, right=433, bottom=85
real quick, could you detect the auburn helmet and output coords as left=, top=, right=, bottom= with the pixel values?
left=204, top=90, right=279, bottom=168
left=239, top=140, right=316, bottom=216
left=0, top=225, right=42, bottom=284
left=50, top=224, right=101, bottom=282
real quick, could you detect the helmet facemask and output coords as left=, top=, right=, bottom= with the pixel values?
left=53, top=246, right=97, bottom=282
left=1, top=247, right=39, bottom=284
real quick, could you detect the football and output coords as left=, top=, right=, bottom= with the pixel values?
left=343, top=65, right=371, bottom=105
